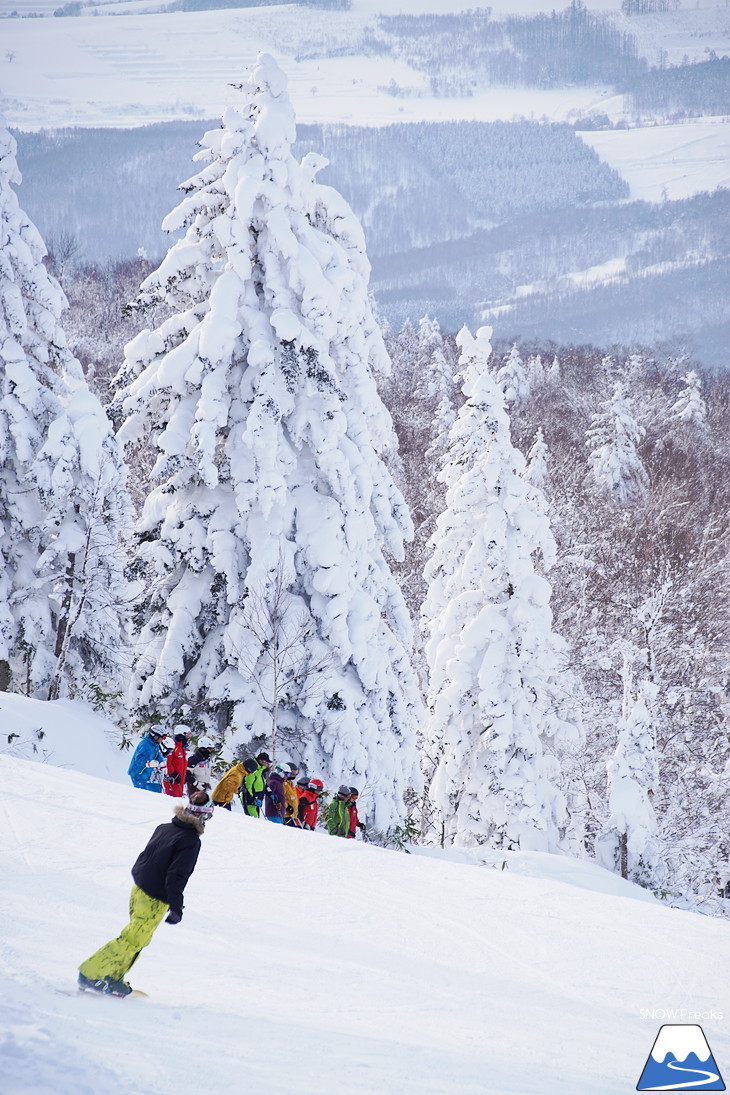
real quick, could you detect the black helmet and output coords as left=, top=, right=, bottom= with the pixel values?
left=242, top=757, right=258, bottom=774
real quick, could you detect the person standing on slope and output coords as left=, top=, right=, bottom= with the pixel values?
left=264, top=763, right=288, bottom=824
left=127, top=728, right=167, bottom=793
left=185, top=736, right=215, bottom=795
left=347, top=787, right=366, bottom=840
left=240, top=751, right=271, bottom=817
left=212, top=756, right=258, bottom=810
left=298, top=778, right=324, bottom=830
left=283, top=763, right=301, bottom=827
left=163, top=726, right=190, bottom=798
left=77, top=791, right=214, bottom=996
left=325, top=785, right=352, bottom=837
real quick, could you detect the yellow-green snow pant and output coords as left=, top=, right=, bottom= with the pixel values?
left=79, top=884, right=168, bottom=981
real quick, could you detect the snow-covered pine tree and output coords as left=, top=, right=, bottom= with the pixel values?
left=595, top=667, right=665, bottom=891
left=669, top=369, right=709, bottom=435
left=422, top=325, right=579, bottom=851
left=586, top=380, right=648, bottom=504
left=524, top=427, right=550, bottom=491
left=421, top=315, right=457, bottom=483
left=0, top=121, right=131, bottom=700
left=495, top=343, right=531, bottom=407
left=114, top=54, right=422, bottom=830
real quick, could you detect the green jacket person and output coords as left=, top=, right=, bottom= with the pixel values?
left=241, top=751, right=271, bottom=817
left=325, top=785, right=353, bottom=837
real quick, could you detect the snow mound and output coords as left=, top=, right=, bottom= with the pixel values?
left=0, top=692, right=128, bottom=783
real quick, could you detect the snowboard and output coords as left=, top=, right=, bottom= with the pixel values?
left=57, top=986, right=148, bottom=999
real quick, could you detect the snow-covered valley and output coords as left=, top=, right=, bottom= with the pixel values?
left=4, top=0, right=729, bottom=359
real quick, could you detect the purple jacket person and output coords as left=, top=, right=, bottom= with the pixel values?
left=264, top=765, right=287, bottom=823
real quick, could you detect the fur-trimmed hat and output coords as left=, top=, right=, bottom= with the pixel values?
left=184, top=790, right=214, bottom=823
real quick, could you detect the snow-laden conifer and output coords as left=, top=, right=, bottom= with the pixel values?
left=421, top=315, right=457, bottom=474
left=115, top=54, right=422, bottom=829
left=422, top=326, right=579, bottom=851
left=670, top=369, right=708, bottom=433
left=0, top=121, right=131, bottom=699
left=586, top=380, right=648, bottom=504
left=524, top=428, right=550, bottom=491
left=596, top=672, right=665, bottom=890
left=496, top=343, right=531, bottom=407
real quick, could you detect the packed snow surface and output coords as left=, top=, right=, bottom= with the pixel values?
left=1, top=697, right=729, bottom=1095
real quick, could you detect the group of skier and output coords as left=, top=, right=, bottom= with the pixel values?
left=126, top=724, right=215, bottom=799
left=127, top=726, right=366, bottom=839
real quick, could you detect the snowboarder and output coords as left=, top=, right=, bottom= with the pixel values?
left=185, top=737, right=215, bottom=795
left=325, top=785, right=352, bottom=837
left=240, top=751, right=271, bottom=817
left=212, top=757, right=258, bottom=810
left=77, top=791, right=214, bottom=996
left=298, top=778, right=324, bottom=830
left=264, top=763, right=288, bottom=824
left=347, top=787, right=366, bottom=839
left=163, top=726, right=190, bottom=798
left=127, top=728, right=167, bottom=793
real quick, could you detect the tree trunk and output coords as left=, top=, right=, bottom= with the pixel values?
left=619, top=831, right=628, bottom=879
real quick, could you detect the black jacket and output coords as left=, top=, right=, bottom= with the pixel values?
left=131, top=809, right=202, bottom=916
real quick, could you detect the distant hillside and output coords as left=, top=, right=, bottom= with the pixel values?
left=13, top=118, right=626, bottom=261
left=12, top=120, right=729, bottom=365
left=371, top=190, right=730, bottom=365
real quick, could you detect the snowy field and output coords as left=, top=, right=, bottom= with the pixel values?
left=2, top=1, right=729, bottom=205
left=579, top=118, right=730, bottom=202
left=2, top=695, right=729, bottom=1095
left=0, top=0, right=660, bottom=17
left=0, top=7, right=625, bottom=130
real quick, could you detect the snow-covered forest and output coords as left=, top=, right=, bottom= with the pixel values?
left=2, top=48, right=729, bottom=916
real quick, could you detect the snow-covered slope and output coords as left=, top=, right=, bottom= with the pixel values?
left=2, top=747, right=728, bottom=1095
left=0, top=692, right=128, bottom=783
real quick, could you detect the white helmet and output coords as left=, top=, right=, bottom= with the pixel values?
left=161, top=736, right=174, bottom=751
left=198, top=736, right=215, bottom=749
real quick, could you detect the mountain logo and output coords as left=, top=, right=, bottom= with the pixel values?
left=637, top=1025, right=725, bottom=1091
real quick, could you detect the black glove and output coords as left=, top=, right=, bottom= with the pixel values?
left=358, top=822, right=366, bottom=831
left=166, top=770, right=180, bottom=785
left=165, top=909, right=182, bottom=925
